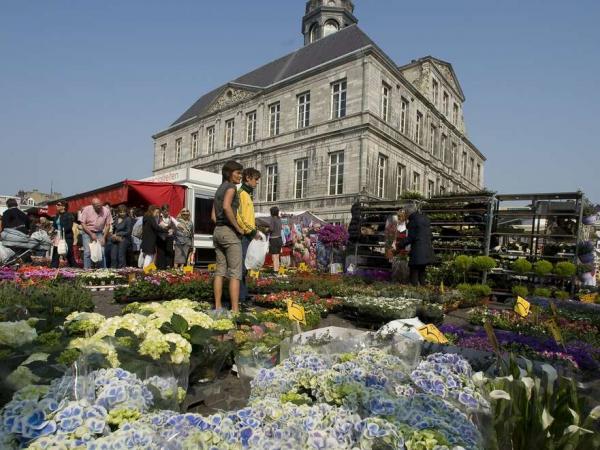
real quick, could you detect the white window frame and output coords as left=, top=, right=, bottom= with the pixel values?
left=376, top=154, right=388, bottom=198
left=331, top=79, right=347, bottom=119
left=175, top=138, right=182, bottom=163
left=160, top=143, right=167, bottom=167
left=269, top=102, right=280, bottom=137
left=294, top=158, right=309, bottom=199
left=415, top=111, right=423, bottom=145
left=328, top=151, right=344, bottom=196
left=191, top=132, right=198, bottom=158
left=441, top=134, right=447, bottom=164
left=412, top=171, right=421, bottom=193
left=297, top=92, right=311, bottom=129
left=400, top=98, right=409, bottom=134
left=396, top=164, right=406, bottom=199
left=429, top=124, right=437, bottom=155
left=206, top=126, right=215, bottom=154
left=225, top=119, right=235, bottom=149
left=427, top=179, right=435, bottom=199
left=246, top=111, right=257, bottom=143
left=381, top=82, right=391, bottom=122
left=265, top=164, right=278, bottom=202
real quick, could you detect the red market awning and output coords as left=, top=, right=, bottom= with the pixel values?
left=46, top=180, right=187, bottom=216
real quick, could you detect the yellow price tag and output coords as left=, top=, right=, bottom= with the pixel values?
left=546, top=318, right=563, bottom=344
left=417, top=324, right=449, bottom=344
left=143, top=263, right=157, bottom=274
left=298, top=262, right=309, bottom=272
left=207, top=264, right=216, bottom=272
left=183, top=266, right=194, bottom=274
left=278, top=266, right=287, bottom=276
left=249, top=270, right=260, bottom=280
left=286, top=299, right=306, bottom=325
left=514, top=296, right=531, bottom=317
left=581, top=293, right=597, bottom=304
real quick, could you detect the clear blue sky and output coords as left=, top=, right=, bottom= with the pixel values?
left=1, top=0, right=598, bottom=200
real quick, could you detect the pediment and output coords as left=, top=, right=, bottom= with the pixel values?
left=206, top=84, right=261, bottom=114
left=431, top=60, right=465, bottom=101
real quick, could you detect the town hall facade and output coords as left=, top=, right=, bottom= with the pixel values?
left=152, top=0, right=486, bottom=222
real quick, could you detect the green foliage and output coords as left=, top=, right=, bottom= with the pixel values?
left=487, top=357, right=600, bottom=450
left=512, top=285, right=529, bottom=298
left=114, top=279, right=213, bottom=302
left=554, top=261, right=577, bottom=278
left=511, top=258, right=532, bottom=275
left=399, top=191, right=425, bottom=200
left=457, top=283, right=492, bottom=307
left=554, top=290, right=570, bottom=301
left=453, top=255, right=473, bottom=283
left=533, top=260, right=553, bottom=277
left=533, top=287, right=552, bottom=298
left=472, top=256, right=497, bottom=272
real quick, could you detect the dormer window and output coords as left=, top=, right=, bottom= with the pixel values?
left=323, top=20, right=340, bottom=37
left=309, top=23, right=320, bottom=43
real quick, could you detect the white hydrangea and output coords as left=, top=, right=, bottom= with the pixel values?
left=0, top=320, right=38, bottom=348
left=69, top=337, right=120, bottom=367
left=94, top=314, right=148, bottom=338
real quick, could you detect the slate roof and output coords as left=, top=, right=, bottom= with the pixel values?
left=171, top=25, right=376, bottom=126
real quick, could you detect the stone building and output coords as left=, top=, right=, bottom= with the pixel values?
left=152, top=0, right=486, bottom=222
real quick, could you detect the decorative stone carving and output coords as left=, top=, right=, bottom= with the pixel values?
left=207, top=87, right=257, bottom=115
left=433, top=62, right=460, bottom=95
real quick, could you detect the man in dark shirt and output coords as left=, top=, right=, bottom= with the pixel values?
left=1, top=198, right=30, bottom=234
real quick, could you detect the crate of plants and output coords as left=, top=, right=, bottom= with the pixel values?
left=341, top=295, right=422, bottom=327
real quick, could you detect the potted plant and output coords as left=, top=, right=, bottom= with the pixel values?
left=511, top=258, right=532, bottom=275
left=553, top=261, right=577, bottom=278
left=533, top=260, right=553, bottom=277
left=512, top=285, right=529, bottom=298
left=453, top=255, right=473, bottom=283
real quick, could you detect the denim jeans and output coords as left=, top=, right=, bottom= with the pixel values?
left=82, top=232, right=106, bottom=269
left=110, top=237, right=130, bottom=268
left=240, top=236, right=251, bottom=302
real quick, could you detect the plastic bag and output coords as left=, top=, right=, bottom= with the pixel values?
left=245, top=231, right=268, bottom=270
left=89, top=240, right=103, bottom=263
left=0, top=242, right=15, bottom=264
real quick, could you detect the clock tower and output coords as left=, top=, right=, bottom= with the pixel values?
left=302, top=0, right=358, bottom=46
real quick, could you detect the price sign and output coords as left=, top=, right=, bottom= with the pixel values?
left=143, top=263, right=157, bottom=274
left=417, top=324, right=449, bottom=344
left=546, top=319, right=563, bottom=344
left=581, top=293, right=597, bottom=304
left=249, top=270, right=260, bottom=280
left=183, top=266, right=194, bottom=274
left=207, top=264, right=216, bottom=272
left=286, top=299, right=306, bottom=325
left=514, top=296, right=531, bottom=318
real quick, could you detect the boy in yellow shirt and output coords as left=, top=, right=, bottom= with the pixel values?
left=237, top=168, right=261, bottom=303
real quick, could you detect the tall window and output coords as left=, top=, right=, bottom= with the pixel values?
left=477, top=163, right=482, bottom=185
left=160, top=143, right=167, bottom=167
left=246, top=111, right=257, bottom=143
left=427, top=180, right=435, bottom=198
left=441, top=134, right=447, bottom=163
left=451, top=142, right=458, bottom=170
left=376, top=154, right=388, bottom=198
left=429, top=124, right=437, bottom=155
left=297, top=92, right=311, bottom=128
left=191, top=132, right=198, bottom=158
left=462, top=150, right=467, bottom=175
left=331, top=79, right=347, bottom=119
left=443, top=91, right=449, bottom=115
left=396, top=164, right=406, bottom=199
left=381, top=82, right=391, bottom=122
left=469, top=157, right=475, bottom=180
left=440, top=185, right=446, bottom=195
left=415, top=111, right=424, bottom=145
left=265, top=164, right=278, bottom=202
left=453, top=103, right=459, bottom=125
left=328, top=151, right=344, bottom=196
left=432, top=78, right=439, bottom=105
left=295, top=158, right=309, bottom=199
left=400, top=98, right=409, bottom=134
left=269, top=102, right=280, bottom=137
left=206, top=126, right=215, bottom=154
left=412, top=171, right=421, bottom=193
left=175, top=138, right=182, bottom=163
left=225, top=119, right=235, bottom=149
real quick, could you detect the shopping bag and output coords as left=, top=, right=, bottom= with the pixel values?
left=0, top=243, right=15, bottom=264
left=89, top=240, right=103, bottom=263
left=57, top=231, right=68, bottom=256
left=245, top=232, right=268, bottom=270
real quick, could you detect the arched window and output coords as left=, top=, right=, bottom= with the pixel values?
left=27, top=198, right=35, bottom=206
left=323, top=20, right=339, bottom=37
left=309, top=23, right=320, bottom=43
